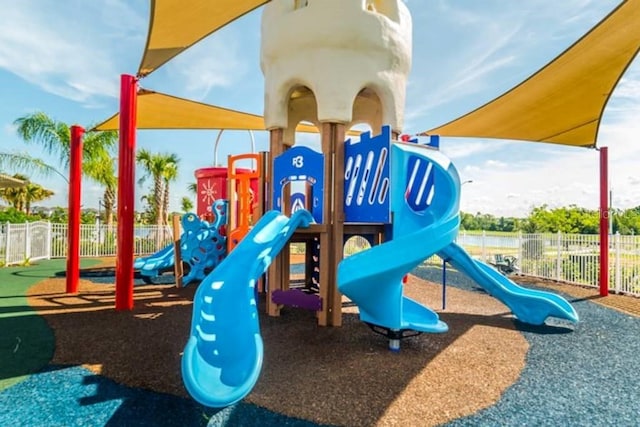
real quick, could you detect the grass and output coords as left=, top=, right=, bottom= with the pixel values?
left=0, top=258, right=100, bottom=391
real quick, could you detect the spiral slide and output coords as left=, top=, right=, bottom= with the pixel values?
left=338, top=142, right=578, bottom=336
left=181, top=209, right=314, bottom=408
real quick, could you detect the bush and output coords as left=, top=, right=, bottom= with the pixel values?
left=522, top=237, right=545, bottom=259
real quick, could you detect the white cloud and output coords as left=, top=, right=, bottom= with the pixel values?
left=165, top=35, right=248, bottom=100
left=0, top=0, right=144, bottom=103
left=456, top=102, right=640, bottom=217
left=439, top=139, right=510, bottom=159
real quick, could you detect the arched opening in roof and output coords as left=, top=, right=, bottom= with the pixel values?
left=351, top=87, right=384, bottom=135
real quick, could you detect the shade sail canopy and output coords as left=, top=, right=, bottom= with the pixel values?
left=93, top=89, right=319, bottom=133
left=138, top=0, right=269, bottom=76
left=0, top=173, right=26, bottom=189
left=421, top=0, right=640, bottom=147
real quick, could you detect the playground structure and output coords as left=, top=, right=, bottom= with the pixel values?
left=49, top=0, right=620, bottom=411
left=134, top=201, right=228, bottom=285
left=133, top=151, right=265, bottom=286
left=176, top=0, right=578, bottom=408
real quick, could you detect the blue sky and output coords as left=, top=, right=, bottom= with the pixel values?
left=1, top=0, right=638, bottom=217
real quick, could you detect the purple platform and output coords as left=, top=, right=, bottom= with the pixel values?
left=271, top=289, right=322, bottom=311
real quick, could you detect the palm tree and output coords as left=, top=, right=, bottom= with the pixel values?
left=187, top=182, right=197, bottom=195
left=13, top=112, right=118, bottom=224
left=23, top=183, right=55, bottom=215
left=162, top=161, right=179, bottom=224
left=0, top=152, right=64, bottom=181
left=180, top=196, right=194, bottom=213
left=136, top=149, right=179, bottom=226
left=0, top=173, right=54, bottom=213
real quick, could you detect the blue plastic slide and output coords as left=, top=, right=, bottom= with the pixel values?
left=439, top=243, right=578, bottom=324
left=338, top=143, right=460, bottom=333
left=338, top=141, right=578, bottom=336
left=181, top=209, right=314, bottom=408
left=134, top=244, right=174, bottom=276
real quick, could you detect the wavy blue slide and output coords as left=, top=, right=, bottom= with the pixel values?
left=339, top=141, right=578, bottom=337
left=134, top=244, right=175, bottom=277
left=181, top=209, right=313, bottom=408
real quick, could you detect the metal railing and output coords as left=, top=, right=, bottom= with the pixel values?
left=1, top=221, right=639, bottom=296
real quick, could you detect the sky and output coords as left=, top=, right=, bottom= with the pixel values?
left=1, top=0, right=638, bottom=218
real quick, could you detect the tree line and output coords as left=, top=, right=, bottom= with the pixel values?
left=461, top=204, right=640, bottom=235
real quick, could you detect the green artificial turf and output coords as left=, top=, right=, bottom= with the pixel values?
left=0, top=258, right=100, bottom=391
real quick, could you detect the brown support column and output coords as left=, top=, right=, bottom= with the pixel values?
left=267, top=128, right=285, bottom=317
left=330, top=123, right=346, bottom=326
left=317, top=123, right=334, bottom=326
left=172, top=214, right=183, bottom=288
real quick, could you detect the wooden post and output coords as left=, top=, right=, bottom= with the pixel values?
left=172, top=214, right=183, bottom=288
left=267, top=128, right=285, bottom=317
left=330, top=122, right=346, bottom=326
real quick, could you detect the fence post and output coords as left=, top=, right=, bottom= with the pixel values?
left=614, top=232, right=621, bottom=294
left=25, top=221, right=32, bottom=262
left=481, top=230, right=486, bottom=262
left=517, top=231, right=523, bottom=274
left=556, top=231, right=562, bottom=281
left=45, top=221, right=52, bottom=260
left=4, top=222, right=9, bottom=265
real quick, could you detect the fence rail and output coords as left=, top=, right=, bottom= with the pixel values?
left=1, top=221, right=174, bottom=266
left=1, top=222, right=639, bottom=296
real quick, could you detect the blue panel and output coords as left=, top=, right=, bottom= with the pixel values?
left=272, top=146, right=324, bottom=223
left=405, top=155, right=436, bottom=213
left=344, top=126, right=391, bottom=223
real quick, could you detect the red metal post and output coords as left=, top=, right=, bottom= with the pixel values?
left=115, top=74, right=138, bottom=310
left=66, top=125, right=85, bottom=293
left=599, top=147, right=609, bottom=297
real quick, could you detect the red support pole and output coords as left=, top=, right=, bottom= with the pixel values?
left=115, top=74, right=138, bottom=310
left=599, top=147, right=609, bottom=297
left=66, top=125, right=84, bottom=293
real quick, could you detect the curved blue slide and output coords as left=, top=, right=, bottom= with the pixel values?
left=339, top=143, right=460, bottom=333
left=134, top=244, right=174, bottom=276
left=181, top=209, right=313, bottom=408
left=338, top=141, right=578, bottom=335
left=439, top=243, right=578, bottom=324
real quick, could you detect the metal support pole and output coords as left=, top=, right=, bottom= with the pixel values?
left=66, top=125, right=84, bottom=293
left=115, top=74, right=138, bottom=310
left=599, top=147, right=609, bottom=297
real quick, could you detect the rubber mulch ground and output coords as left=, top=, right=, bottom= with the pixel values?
left=1, top=259, right=639, bottom=426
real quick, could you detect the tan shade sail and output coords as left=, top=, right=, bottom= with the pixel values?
left=93, top=89, right=319, bottom=133
left=421, top=0, right=640, bottom=147
left=138, top=0, right=269, bottom=76
left=0, top=173, right=26, bottom=189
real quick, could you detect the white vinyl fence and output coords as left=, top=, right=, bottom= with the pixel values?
left=1, top=221, right=173, bottom=266
left=1, top=222, right=639, bottom=296
left=455, top=231, right=640, bottom=296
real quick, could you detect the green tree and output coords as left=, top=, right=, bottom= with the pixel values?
left=162, top=161, right=179, bottom=224
left=0, top=152, right=64, bottom=180
left=0, top=174, right=54, bottom=213
left=13, top=111, right=118, bottom=225
left=180, top=196, right=194, bottom=213
left=136, top=149, right=179, bottom=225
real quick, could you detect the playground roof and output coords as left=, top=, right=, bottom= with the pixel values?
left=93, top=89, right=319, bottom=133
left=0, top=173, right=26, bottom=189
left=420, top=0, right=640, bottom=148
left=137, top=0, right=269, bottom=77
